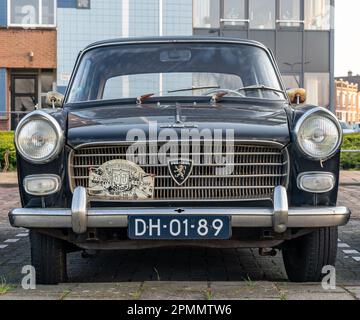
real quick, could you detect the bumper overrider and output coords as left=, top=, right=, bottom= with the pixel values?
left=9, top=186, right=350, bottom=234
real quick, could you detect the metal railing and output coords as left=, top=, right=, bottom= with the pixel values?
left=0, top=111, right=32, bottom=131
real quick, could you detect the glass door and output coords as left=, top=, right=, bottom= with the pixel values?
left=11, top=75, right=38, bottom=130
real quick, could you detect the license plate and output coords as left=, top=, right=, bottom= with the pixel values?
left=128, top=216, right=231, bottom=240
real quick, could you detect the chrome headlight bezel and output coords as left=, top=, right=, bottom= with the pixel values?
left=15, top=110, right=64, bottom=164
left=294, top=107, right=343, bottom=161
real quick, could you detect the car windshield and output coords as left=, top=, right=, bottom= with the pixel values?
left=66, top=42, right=286, bottom=103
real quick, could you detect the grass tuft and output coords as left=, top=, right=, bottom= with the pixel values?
left=0, top=276, right=15, bottom=295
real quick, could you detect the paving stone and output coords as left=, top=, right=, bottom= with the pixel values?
left=343, top=286, right=360, bottom=299
left=209, top=281, right=280, bottom=300
left=0, top=180, right=360, bottom=299
left=0, top=284, right=78, bottom=300
left=64, top=282, right=143, bottom=300
left=140, top=281, right=208, bottom=300
left=275, top=283, right=355, bottom=300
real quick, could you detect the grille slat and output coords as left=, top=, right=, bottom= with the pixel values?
left=69, top=142, right=288, bottom=201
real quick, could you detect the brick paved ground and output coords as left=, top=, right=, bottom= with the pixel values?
left=340, top=171, right=360, bottom=186
left=0, top=173, right=359, bottom=299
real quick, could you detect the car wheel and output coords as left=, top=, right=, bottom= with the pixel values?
left=30, top=231, right=67, bottom=285
left=282, top=227, right=338, bottom=282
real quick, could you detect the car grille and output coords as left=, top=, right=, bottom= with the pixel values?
left=69, top=142, right=289, bottom=201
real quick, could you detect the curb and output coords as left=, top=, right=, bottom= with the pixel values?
left=0, top=183, right=18, bottom=188
left=339, top=183, right=360, bottom=187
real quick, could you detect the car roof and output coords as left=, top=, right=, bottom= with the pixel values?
left=83, top=36, right=269, bottom=52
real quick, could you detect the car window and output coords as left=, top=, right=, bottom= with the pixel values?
left=103, top=72, right=243, bottom=100
left=67, top=42, right=285, bottom=103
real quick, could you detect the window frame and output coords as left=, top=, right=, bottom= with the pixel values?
left=193, top=0, right=309, bottom=32
left=7, top=0, right=57, bottom=28
left=192, top=0, right=221, bottom=29
left=77, top=0, right=91, bottom=10
left=276, top=0, right=304, bottom=30
left=248, top=0, right=276, bottom=30
left=304, top=0, right=331, bottom=31
left=304, top=72, right=330, bottom=107
left=281, top=73, right=301, bottom=90
left=221, top=0, right=249, bottom=30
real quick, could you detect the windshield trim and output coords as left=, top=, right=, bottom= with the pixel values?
left=64, top=95, right=288, bottom=111
left=64, top=38, right=288, bottom=105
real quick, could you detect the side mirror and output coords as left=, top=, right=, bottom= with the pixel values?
left=287, top=88, right=306, bottom=105
left=45, top=91, right=64, bottom=109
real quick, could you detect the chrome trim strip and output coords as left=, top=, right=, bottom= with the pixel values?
left=15, top=110, right=64, bottom=164
left=72, top=151, right=284, bottom=157
left=88, top=198, right=273, bottom=203
left=154, top=186, right=277, bottom=190
left=71, top=162, right=287, bottom=168
left=70, top=139, right=287, bottom=150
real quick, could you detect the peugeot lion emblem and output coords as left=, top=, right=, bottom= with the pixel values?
left=168, top=159, right=193, bottom=186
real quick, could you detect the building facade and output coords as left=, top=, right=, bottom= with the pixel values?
left=0, top=0, right=335, bottom=130
left=192, top=0, right=334, bottom=109
left=335, top=72, right=360, bottom=124
left=0, top=0, right=57, bottom=130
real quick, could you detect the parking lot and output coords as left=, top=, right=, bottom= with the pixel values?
left=0, top=172, right=360, bottom=300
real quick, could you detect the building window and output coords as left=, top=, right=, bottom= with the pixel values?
left=41, top=0, right=54, bottom=24
left=304, top=0, right=331, bottom=30
left=193, top=0, right=220, bottom=28
left=8, top=0, right=56, bottom=27
left=222, top=0, right=246, bottom=26
left=282, top=74, right=300, bottom=90
left=279, top=0, right=301, bottom=27
left=249, top=0, right=275, bottom=29
left=39, top=71, right=56, bottom=108
left=77, top=0, right=90, bottom=9
left=304, top=73, right=330, bottom=107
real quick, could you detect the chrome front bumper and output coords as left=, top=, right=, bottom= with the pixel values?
left=9, top=186, right=351, bottom=234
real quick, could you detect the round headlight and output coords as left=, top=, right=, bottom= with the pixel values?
left=295, top=108, right=342, bottom=160
left=15, top=111, right=64, bottom=163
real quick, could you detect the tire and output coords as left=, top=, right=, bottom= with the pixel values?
left=282, top=227, right=338, bottom=282
left=30, top=231, right=67, bottom=285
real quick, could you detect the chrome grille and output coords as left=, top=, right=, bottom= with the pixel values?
left=69, top=142, right=289, bottom=201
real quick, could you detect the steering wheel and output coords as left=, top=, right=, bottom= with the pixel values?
left=202, top=88, right=246, bottom=97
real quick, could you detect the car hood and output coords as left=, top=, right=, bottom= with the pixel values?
left=66, top=102, right=291, bottom=148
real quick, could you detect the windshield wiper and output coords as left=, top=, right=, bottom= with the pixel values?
left=237, top=85, right=285, bottom=96
left=136, top=86, right=220, bottom=104
left=167, top=85, right=220, bottom=94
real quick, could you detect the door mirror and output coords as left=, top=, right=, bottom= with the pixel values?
left=45, top=91, right=64, bottom=109
left=287, top=88, right=306, bottom=105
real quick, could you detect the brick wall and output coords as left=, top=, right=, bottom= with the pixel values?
left=0, top=121, right=8, bottom=131
left=0, top=29, right=57, bottom=69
